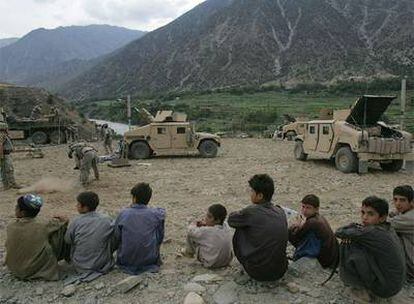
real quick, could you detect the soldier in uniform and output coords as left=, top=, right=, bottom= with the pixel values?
left=30, top=105, right=42, bottom=120
left=1, top=115, right=20, bottom=190
left=103, top=124, right=113, bottom=154
left=68, top=143, right=99, bottom=186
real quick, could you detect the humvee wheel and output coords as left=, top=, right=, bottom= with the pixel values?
left=31, top=131, right=48, bottom=145
left=380, top=160, right=403, bottom=172
left=198, top=140, right=218, bottom=158
left=286, top=131, right=296, bottom=141
left=335, top=147, right=358, bottom=173
left=130, top=141, right=151, bottom=159
left=50, top=130, right=66, bottom=144
left=294, top=141, right=307, bottom=161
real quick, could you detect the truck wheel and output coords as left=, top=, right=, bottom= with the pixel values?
left=198, top=140, right=218, bottom=158
left=31, top=131, right=48, bottom=145
left=286, top=131, right=296, bottom=141
left=335, top=147, right=358, bottom=173
left=129, top=141, right=151, bottom=159
left=380, top=160, right=403, bottom=172
left=50, top=130, right=66, bottom=144
left=294, top=141, right=307, bottom=161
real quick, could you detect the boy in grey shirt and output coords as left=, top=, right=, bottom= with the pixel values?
left=184, top=204, right=233, bottom=268
left=65, top=192, right=114, bottom=276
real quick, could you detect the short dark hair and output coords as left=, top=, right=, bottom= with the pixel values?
left=362, top=196, right=389, bottom=217
left=131, top=183, right=152, bottom=205
left=302, top=194, right=320, bottom=208
left=248, top=174, right=275, bottom=202
left=77, top=191, right=99, bottom=211
left=17, top=197, right=40, bottom=218
left=208, top=204, right=227, bottom=225
left=393, top=185, right=414, bottom=202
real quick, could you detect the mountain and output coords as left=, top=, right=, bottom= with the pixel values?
left=59, top=0, right=414, bottom=101
left=0, top=38, right=18, bottom=48
left=0, top=25, right=145, bottom=89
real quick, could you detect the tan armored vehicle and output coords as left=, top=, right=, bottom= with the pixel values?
left=294, top=95, right=413, bottom=173
left=124, top=110, right=221, bottom=159
left=274, top=120, right=307, bottom=140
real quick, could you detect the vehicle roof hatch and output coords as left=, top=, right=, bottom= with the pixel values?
left=345, top=95, right=396, bottom=127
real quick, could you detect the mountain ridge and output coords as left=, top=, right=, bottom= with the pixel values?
left=0, top=24, right=146, bottom=89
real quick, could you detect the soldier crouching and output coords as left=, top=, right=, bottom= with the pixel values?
left=68, top=143, right=99, bottom=186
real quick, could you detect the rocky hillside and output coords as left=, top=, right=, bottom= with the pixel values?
left=0, top=38, right=18, bottom=49
left=59, top=0, right=414, bottom=100
left=0, top=25, right=145, bottom=89
left=0, top=83, right=94, bottom=137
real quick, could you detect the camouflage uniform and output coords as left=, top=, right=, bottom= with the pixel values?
left=68, top=143, right=99, bottom=186
left=1, top=131, right=19, bottom=189
left=103, top=127, right=113, bottom=154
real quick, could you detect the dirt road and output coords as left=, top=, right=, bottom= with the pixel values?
left=0, top=139, right=412, bottom=303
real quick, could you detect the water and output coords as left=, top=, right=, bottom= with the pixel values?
left=89, top=119, right=130, bottom=135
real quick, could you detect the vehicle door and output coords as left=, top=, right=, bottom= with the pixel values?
left=150, top=125, right=171, bottom=149
left=172, top=125, right=190, bottom=149
left=304, top=124, right=318, bottom=151
left=317, top=124, right=334, bottom=152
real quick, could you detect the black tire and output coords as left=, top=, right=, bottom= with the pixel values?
left=286, top=131, right=296, bottom=141
left=294, top=141, right=307, bottom=161
left=50, top=130, right=66, bottom=144
left=129, top=141, right=151, bottom=159
left=198, top=140, right=218, bottom=158
left=335, top=147, right=358, bottom=173
left=380, top=160, right=404, bottom=172
left=31, top=131, right=48, bottom=145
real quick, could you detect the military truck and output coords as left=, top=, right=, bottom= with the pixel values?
left=124, top=110, right=221, bottom=159
left=6, top=115, right=77, bottom=145
left=294, top=95, right=413, bottom=173
left=274, top=120, right=307, bottom=140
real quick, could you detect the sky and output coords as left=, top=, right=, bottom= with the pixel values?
left=0, top=0, right=205, bottom=39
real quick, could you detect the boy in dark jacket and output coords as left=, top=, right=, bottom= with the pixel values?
left=336, top=196, right=405, bottom=302
left=228, top=174, right=288, bottom=281
left=289, top=194, right=338, bottom=268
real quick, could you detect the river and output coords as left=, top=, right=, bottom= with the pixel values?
left=89, top=119, right=130, bottom=135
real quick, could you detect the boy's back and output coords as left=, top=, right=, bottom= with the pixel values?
left=228, top=202, right=288, bottom=281
left=114, top=205, right=165, bottom=274
left=6, top=217, right=65, bottom=280
left=65, top=212, right=114, bottom=273
left=187, top=224, right=233, bottom=268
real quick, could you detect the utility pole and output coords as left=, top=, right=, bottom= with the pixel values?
left=127, top=95, right=131, bottom=130
left=400, top=76, right=407, bottom=131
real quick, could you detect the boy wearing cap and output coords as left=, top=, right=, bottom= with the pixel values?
left=5, top=194, right=70, bottom=280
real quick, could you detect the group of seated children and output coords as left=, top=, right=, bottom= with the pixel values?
left=4, top=176, right=413, bottom=302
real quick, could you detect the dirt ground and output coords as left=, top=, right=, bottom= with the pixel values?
left=0, top=139, right=413, bottom=304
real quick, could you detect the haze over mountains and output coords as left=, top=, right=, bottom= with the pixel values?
left=1, top=0, right=413, bottom=101
left=0, top=38, right=19, bottom=49
left=0, top=25, right=145, bottom=90
left=59, top=0, right=414, bottom=100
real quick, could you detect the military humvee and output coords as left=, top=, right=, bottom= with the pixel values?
left=294, top=95, right=413, bottom=173
left=274, top=120, right=307, bottom=140
left=124, top=110, right=221, bottom=159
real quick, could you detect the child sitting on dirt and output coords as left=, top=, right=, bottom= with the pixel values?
left=64, top=191, right=114, bottom=277
left=336, top=196, right=405, bottom=302
left=228, top=174, right=288, bottom=281
left=113, top=183, right=166, bottom=275
left=389, top=185, right=414, bottom=282
left=288, top=194, right=338, bottom=268
left=183, top=204, right=233, bottom=268
left=5, top=194, right=70, bottom=280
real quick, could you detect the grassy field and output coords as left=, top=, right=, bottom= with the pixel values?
left=77, top=90, right=414, bottom=134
